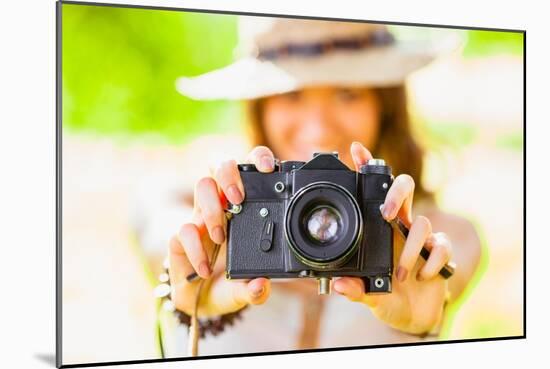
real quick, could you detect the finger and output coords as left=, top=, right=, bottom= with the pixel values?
left=168, top=235, right=198, bottom=313
left=333, top=277, right=381, bottom=308
left=417, top=233, right=452, bottom=281
left=214, top=159, right=245, bottom=205
left=195, top=177, right=226, bottom=245
left=396, top=215, right=432, bottom=282
left=382, top=174, right=415, bottom=225
left=333, top=277, right=364, bottom=302
left=246, top=146, right=275, bottom=173
left=209, top=277, right=271, bottom=312
left=177, top=223, right=211, bottom=279
left=168, top=235, right=194, bottom=286
left=350, top=141, right=373, bottom=171
left=244, top=278, right=271, bottom=305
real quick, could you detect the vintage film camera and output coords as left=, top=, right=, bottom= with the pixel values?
left=225, top=152, right=393, bottom=295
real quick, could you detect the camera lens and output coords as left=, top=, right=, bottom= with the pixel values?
left=285, top=182, right=363, bottom=269
left=306, top=206, right=341, bottom=244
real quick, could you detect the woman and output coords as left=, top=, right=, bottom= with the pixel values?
left=164, top=18, right=481, bottom=353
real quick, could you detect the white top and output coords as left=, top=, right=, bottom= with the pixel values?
left=164, top=283, right=435, bottom=357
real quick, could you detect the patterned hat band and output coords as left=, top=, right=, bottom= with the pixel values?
left=257, top=29, right=395, bottom=61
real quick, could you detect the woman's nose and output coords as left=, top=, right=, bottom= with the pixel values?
left=299, top=104, right=336, bottom=139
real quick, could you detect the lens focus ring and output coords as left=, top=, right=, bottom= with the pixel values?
left=284, top=181, right=363, bottom=269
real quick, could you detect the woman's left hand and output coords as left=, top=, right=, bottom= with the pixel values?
left=333, top=142, right=452, bottom=335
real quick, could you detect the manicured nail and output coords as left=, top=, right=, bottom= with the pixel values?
left=383, top=202, right=395, bottom=220
left=212, top=225, right=225, bottom=244
left=260, top=155, right=274, bottom=171
left=198, top=261, right=211, bottom=278
left=251, top=286, right=265, bottom=298
left=226, top=184, right=243, bottom=204
left=396, top=266, right=408, bottom=282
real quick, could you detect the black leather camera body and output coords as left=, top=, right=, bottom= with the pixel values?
left=225, top=152, right=393, bottom=294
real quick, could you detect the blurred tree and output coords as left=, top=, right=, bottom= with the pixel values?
left=62, top=4, right=523, bottom=143
left=462, top=30, right=523, bottom=58
left=62, top=4, right=239, bottom=143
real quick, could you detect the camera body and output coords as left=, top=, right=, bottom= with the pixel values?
left=226, top=152, right=393, bottom=294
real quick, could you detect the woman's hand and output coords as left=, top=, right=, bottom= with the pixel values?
left=333, top=142, right=452, bottom=335
left=168, top=146, right=276, bottom=317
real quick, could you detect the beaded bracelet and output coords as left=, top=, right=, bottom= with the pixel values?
left=154, top=260, right=248, bottom=339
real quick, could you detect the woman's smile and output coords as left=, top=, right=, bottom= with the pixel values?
left=261, top=86, right=381, bottom=168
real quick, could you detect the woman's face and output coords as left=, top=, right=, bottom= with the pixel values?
left=261, top=86, right=381, bottom=169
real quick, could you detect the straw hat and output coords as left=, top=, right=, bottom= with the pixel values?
left=176, top=17, right=459, bottom=100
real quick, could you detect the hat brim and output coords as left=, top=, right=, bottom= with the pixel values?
left=176, top=38, right=460, bottom=100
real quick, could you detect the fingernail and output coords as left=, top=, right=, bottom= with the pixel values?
left=251, top=286, right=265, bottom=298
left=396, top=266, right=408, bottom=282
left=226, top=184, right=243, bottom=204
left=383, top=202, right=395, bottom=220
left=212, top=225, right=225, bottom=244
left=198, top=261, right=211, bottom=278
left=260, top=155, right=274, bottom=171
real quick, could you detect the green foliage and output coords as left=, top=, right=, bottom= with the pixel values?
left=462, top=315, right=521, bottom=339
left=62, top=4, right=523, bottom=143
left=389, top=26, right=523, bottom=59
left=495, top=131, right=524, bottom=151
left=462, top=30, right=523, bottom=58
left=62, top=4, right=240, bottom=143
left=422, top=121, right=478, bottom=151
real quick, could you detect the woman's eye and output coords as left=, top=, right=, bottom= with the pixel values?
left=280, top=91, right=302, bottom=102
left=335, top=88, right=361, bottom=102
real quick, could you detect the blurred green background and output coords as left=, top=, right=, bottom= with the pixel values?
left=62, top=4, right=239, bottom=144
left=62, top=4, right=523, bottom=146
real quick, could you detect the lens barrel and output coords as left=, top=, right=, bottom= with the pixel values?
left=284, top=182, right=363, bottom=268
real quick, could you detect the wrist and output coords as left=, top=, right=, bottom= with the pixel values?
left=156, top=261, right=249, bottom=338
left=408, top=288, right=451, bottom=338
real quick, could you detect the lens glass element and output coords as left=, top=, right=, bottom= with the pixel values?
left=306, top=206, right=341, bottom=244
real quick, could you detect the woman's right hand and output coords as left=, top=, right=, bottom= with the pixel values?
left=168, top=146, right=275, bottom=317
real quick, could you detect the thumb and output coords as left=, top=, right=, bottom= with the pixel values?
left=239, top=278, right=271, bottom=305
left=208, top=277, right=271, bottom=313
left=350, top=142, right=373, bottom=171
left=333, top=277, right=381, bottom=308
